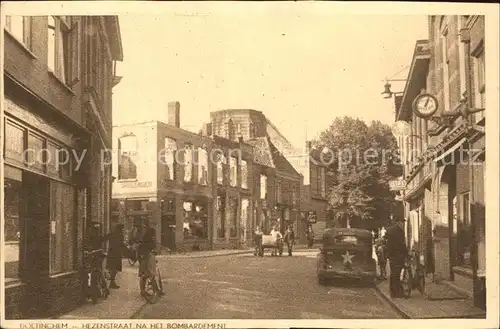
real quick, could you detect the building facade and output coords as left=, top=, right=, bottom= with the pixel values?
left=205, top=109, right=328, bottom=241
left=394, top=15, right=485, bottom=309
left=3, top=16, right=123, bottom=319
left=112, top=103, right=257, bottom=252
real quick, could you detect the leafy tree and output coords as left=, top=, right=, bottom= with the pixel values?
left=313, top=117, right=402, bottom=230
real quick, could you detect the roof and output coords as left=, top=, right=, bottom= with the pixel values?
left=396, top=39, right=431, bottom=122
left=247, top=137, right=301, bottom=177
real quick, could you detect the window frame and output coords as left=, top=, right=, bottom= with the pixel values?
left=163, top=137, right=177, bottom=181
left=5, top=16, right=32, bottom=50
left=183, top=143, right=194, bottom=183
left=117, top=134, right=138, bottom=181
left=197, top=146, right=209, bottom=186
left=229, top=156, right=238, bottom=187
left=240, top=159, right=248, bottom=189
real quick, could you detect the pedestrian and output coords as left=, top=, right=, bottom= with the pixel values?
left=375, top=236, right=388, bottom=279
left=135, top=218, right=162, bottom=296
left=283, top=226, right=295, bottom=256
left=270, top=226, right=283, bottom=256
left=107, top=224, right=125, bottom=289
left=306, top=227, right=315, bottom=249
left=254, top=225, right=263, bottom=256
left=386, top=216, right=408, bottom=298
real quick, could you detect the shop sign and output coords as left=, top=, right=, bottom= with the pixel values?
left=306, top=211, right=317, bottom=223
left=389, top=179, right=406, bottom=191
left=120, top=181, right=152, bottom=188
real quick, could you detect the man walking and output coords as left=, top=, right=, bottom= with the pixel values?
left=283, top=226, right=295, bottom=256
left=386, top=217, right=408, bottom=298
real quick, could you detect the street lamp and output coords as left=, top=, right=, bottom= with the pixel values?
left=381, top=79, right=407, bottom=99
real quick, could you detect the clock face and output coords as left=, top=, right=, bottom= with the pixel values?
left=413, top=94, right=438, bottom=118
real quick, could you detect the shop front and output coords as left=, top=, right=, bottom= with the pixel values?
left=181, top=197, right=210, bottom=251
left=3, top=98, right=89, bottom=319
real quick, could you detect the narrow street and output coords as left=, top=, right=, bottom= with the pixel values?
left=131, top=251, right=401, bottom=319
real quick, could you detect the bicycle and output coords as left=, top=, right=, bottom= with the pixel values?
left=400, top=250, right=425, bottom=298
left=127, top=243, right=139, bottom=266
left=83, top=249, right=110, bottom=304
left=139, top=253, right=164, bottom=304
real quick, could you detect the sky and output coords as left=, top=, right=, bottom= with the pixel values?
left=112, top=11, right=429, bottom=149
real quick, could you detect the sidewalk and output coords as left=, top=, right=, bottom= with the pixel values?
left=58, top=266, right=144, bottom=319
left=157, top=247, right=255, bottom=259
left=374, top=277, right=486, bottom=319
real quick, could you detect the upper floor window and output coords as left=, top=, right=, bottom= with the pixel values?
left=198, top=147, right=208, bottom=185
left=118, top=135, right=138, bottom=180
left=276, top=180, right=282, bottom=204
left=225, top=119, right=236, bottom=140
left=440, top=19, right=451, bottom=112
left=47, top=16, right=80, bottom=87
left=472, top=42, right=485, bottom=109
left=292, top=185, right=297, bottom=205
left=260, top=174, right=267, bottom=199
left=162, top=138, right=177, bottom=181
left=184, top=144, right=193, bottom=182
left=216, top=151, right=226, bottom=185
left=241, top=159, right=248, bottom=189
left=229, top=156, right=238, bottom=187
left=5, top=16, right=31, bottom=48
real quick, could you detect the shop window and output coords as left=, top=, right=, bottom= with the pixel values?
left=5, top=16, right=32, bottom=49
left=229, top=156, right=237, bottom=187
left=161, top=199, right=175, bottom=213
left=183, top=201, right=208, bottom=239
left=118, top=135, right=138, bottom=180
left=457, top=192, right=472, bottom=267
left=198, top=147, right=208, bottom=185
left=4, top=167, right=22, bottom=283
left=184, top=143, right=193, bottom=182
left=127, top=199, right=149, bottom=212
left=4, top=120, right=25, bottom=164
left=46, top=142, right=60, bottom=177
left=229, top=198, right=238, bottom=237
left=27, top=133, right=45, bottom=172
left=240, top=199, right=250, bottom=242
left=216, top=196, right=226, bottom=238
left=216, top=151, right=226, bottom=185
left=260, top=174, right=267, bottom=199
left=49, top=181, right=76, bottom=274
left=241, top=159, right=248, bottom=189
left=162, top=138, right=177, bottom=181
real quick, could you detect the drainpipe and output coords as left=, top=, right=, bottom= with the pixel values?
left=460, top=23, right=480, bottom=308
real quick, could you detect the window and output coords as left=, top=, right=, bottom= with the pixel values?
left=4, top=120, right=25, bottom=164
left=216, top=196, right=226, bottom=238
left=240, top=199, right=250, bottom=242
left=27, top=133, right=45, bottom=172
left=458, top=192, right=472, bottom=267
left=216, top=151, right=226, bottom=185
left=5, top=16, right=31, bottom=48
left=260, top=174, right=267, bottom=199
left=126, top=199, right=148, bottom=212
left=184, top=144, right=193, bottom=182
left=229, top=156, right=237, bottom=187
left=249, top=123, right=255, bottom=138
left=48, top=16, right=71, bottom=84
left=241, top=159, right=248, bottom=189
left=182, top=201, right=208, bottom=239
left=473, top=42, right=485, bottom=122
left=276, top=180, right=282, bottom=203
left=4, top=167, right=22, bottom=283
left=458, top=17, right=467, bottom=97
left=292, top=185, right=297, bottom=205
left=46, top=142, right=60, bottom=177
left=198, top=147, right=208, bottom=185
left=317, top=167, right=326, bottom=198
left=162, top=138, right=177, bottom=180
left=118, top=135, right=138, bottom=180
left=440, top=25, right=451, bottom=112
left=50, top=181, right=76, bottom=274
left=229, top=198, right=238, bottom=237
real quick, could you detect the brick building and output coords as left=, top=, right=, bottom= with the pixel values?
left=393, top=15, right=485, bottom=309
left=3, top=16, right=123, bottom=318
left=112, top=102, right=256, bottom=252
left=204, top=109, right=328, bottom=241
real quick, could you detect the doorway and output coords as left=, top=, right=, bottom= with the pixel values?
left=161, top=215, right=176, bottom=251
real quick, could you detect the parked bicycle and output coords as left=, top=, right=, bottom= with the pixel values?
left=139, top=254, right=164, bottom=304
left=127, top=243, right=139, bottom=266
left=83, top=249, right=110, bottom=304
left=400, top=249, right=425, bottom=298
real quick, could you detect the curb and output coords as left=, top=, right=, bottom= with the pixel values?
left=373, top=283, right=411, bottom=319
left=157, top=250, right=254, bottom=259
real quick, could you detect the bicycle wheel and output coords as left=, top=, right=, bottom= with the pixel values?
left=157, top=265, right=164, bottom=295
left=401, top=267, right=412, bottom=298
left=141, top=276, right=160, bottom=304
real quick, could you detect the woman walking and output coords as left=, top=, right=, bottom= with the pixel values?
left=107, top=224, right=125, bottom=289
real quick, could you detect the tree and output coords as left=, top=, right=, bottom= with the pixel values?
left=313, top=117, right=402, bottom=230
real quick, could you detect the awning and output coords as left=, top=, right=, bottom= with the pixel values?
left=433, top=137, right=468, bottom=164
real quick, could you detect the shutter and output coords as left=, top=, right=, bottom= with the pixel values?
left=68, top=16, right=81, bottom=87
left=23, top=16, right=31, bottom=48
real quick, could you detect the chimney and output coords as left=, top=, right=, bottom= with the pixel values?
left=167, top=101, right=180, bottom=127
